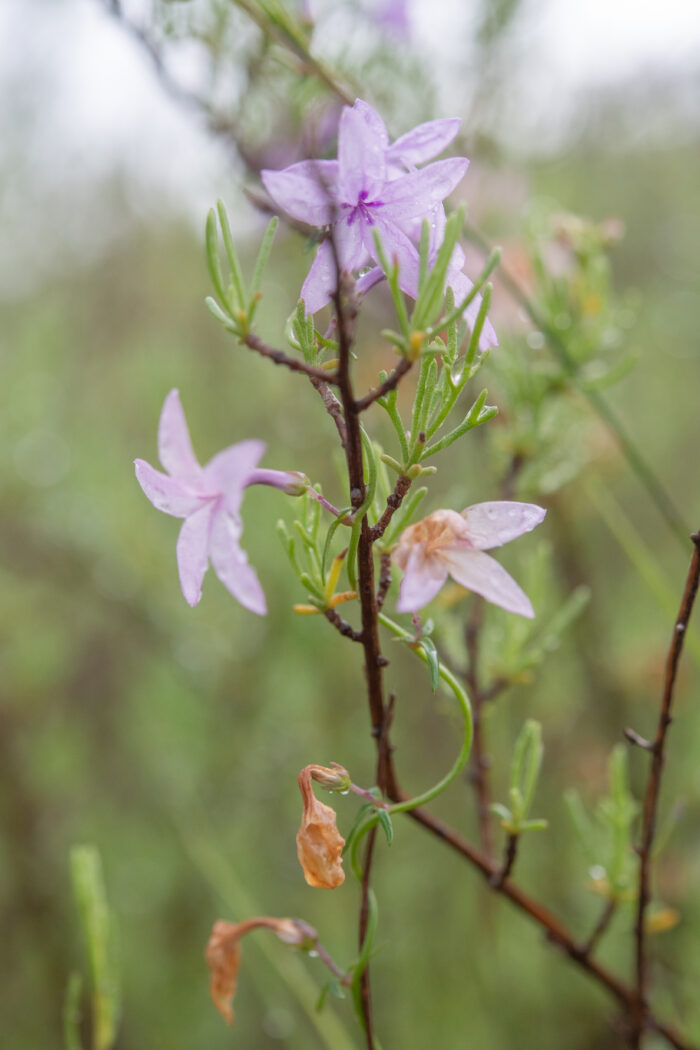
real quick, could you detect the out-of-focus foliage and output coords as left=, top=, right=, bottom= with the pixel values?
left=2, top=2, right=700, bottom=1048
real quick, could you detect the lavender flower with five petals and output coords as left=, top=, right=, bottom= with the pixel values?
left=135, top=390, right=305, bottom=613
left=261, top=99, right=469, bottom=315
left=393, top=501, right=546, bottom=617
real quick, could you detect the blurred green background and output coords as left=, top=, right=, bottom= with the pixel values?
left=2, top=1, right=700, bottom=1047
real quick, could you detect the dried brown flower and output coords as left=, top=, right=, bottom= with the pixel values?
left=297, top=765, right=346, bottom=889
left=205, top=917, right=305, bottom=1024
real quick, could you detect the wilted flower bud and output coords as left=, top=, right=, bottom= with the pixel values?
left=309, top=763, right=351, bottom=793
left=205, top=917, right=308, bottom=1025
left=297, top=766, right=346, bottom=889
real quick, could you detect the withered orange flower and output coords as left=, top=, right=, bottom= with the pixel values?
left=205, top=917, right=305, bottom=1024
left=297, top=765, right=346, bottom=889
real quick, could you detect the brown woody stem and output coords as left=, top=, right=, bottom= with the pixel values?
left=631, top=532, right=700, bottom=1045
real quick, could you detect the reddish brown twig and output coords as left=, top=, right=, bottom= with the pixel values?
left=243, top=333, right=339, bottom=383
left=630, top=532, right=700, bottom=1046
left=370, top=475, right=412, bottom=542
left=355, top=358, right=414, bottom=411
left=490, top=832, right=519, bottom=888
left=309, top=376, right=347, bottom=446
left=324, top=607, right=363, bottom=643
left=330, top=259, right=385, bottom=1050
left=376, top=553, right=393, bottom=612
left=579, top=897, right=618, bottom=959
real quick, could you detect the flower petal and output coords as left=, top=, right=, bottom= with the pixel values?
left=338, top=102, right=387, bottom=203
left=261, top=160, right=339, bottom=226
left=158, top=389, right=202, bottom=481
left=209, top=512, right=267, bottom=615
left=355, top=265, right=385, bottom=298
left=134, top=459, right=204, bottom=517
left=440, top=547, right=535, bottom=618
left=379, top=157, right=469, bottom=223
left=371, top=217, right=421, bottom=299
left=352, top=99, right=390, bottom=150
left=460, top=502, right=546, bottom=550
left=203, top=439, right=266, bottom=516
left=301, top=240, right=337, bottom=314
left=395, top=545, right=448, bottom=612
left=336, top=210, right=370, bottom=272
left=387, top=118, right=461, bottom=168
left=176, top=503, right=215, bottom=606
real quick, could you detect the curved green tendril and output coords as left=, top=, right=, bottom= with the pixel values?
left=378, top=613, right=473, bottom=814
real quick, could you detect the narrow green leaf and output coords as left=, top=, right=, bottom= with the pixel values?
left=463, top=283, right=492, bottom=370
left=435, top=248, right=501, bottom=334
left=70, top=845, right=119, bottom=1050
left=205, top=209, right=228, bottom=308
left=422, top=637, right=440, bottom=692
left=342, top=803, right=375, bottom=857
left=321, top=508, right=352, bottom=579
left=204, top=295, right=237, bottom=330
left=216, top=199, right=247, bottom=309
left=63, top=972, right=83, bottom=1050
left=521, top=721, right=544, bottom=814
left=372, top=229, right=410, bottom=336
left=377, top=808, right=394, bottom=845
left=519, top=819, right=549, bottom=832
left=412, top=208, right=464, bottom=330
left=250, top=215, right=279, bottom=297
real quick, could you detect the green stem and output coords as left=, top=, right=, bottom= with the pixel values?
left=378, top=614, right=474, bottom=813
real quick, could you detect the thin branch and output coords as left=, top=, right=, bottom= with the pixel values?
left=579, top=898, right=618, bottom=959
left=376, top=553, right=393, bottom=612
left=324, top=607, right=363, bottom=643
left=309, top=376, right=348, bottom=446
left=231, top=0, right=356, bottom=107
left=384, top=783, right=696, bottom=1050
left=370, top=475, right=412, bottom=543
left=631, top=531, right=700, bottom=1045
left=464, top=598, right=494, bottom=859
left=330, top=246, right=385, bottom=1049
left=490, top=832, right=519, bottom=888
left=355, top=358, right=414, bottom=412
left=243, top=333, right=339, bottom=383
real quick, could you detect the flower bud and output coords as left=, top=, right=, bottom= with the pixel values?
left=309, top=763, right=351, bottom=793
left=276, top=470, right=310, bottom=496
left=297, top=766, right=346, bottom=889
left=246, top=468, right=309, bottom=496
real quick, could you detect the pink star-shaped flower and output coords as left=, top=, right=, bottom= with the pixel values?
left=135, top=390, right=302, bottom=613
left=393, top=502, right=546, bottom=617
left=261, top=99, right=468, bottom=313
left=262, top=99, right=497, bottom=350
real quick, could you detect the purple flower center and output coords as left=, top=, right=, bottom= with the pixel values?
left=344, top=189, right=382, bottom=227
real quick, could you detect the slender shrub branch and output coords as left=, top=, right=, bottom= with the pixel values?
left=631, top=532, right=700, bottom=1044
